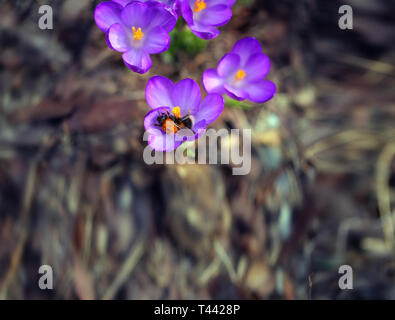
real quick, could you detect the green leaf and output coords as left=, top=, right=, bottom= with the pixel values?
left=224, top=95, right=253, bottom=110
left=163, top=23, right=207, bottom=61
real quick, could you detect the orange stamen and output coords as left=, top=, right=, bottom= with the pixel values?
left=235, top=69, right=246, bottom=81
left=132, top=27, right=144, bottom=40
left=193, top=0, right=207, bottom=13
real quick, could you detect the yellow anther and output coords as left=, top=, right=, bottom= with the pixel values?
left=193, top=0, right=207, bottom=13
left=132, top=27, right=144, bottom=40
left=235, top=69, right=247, bottom=81
left=172, top=106, right=181, bottom=118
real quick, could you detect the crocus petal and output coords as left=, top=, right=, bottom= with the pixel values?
left=145, top=27, right=170, bottom=54
left=189, top=23, right=220, bottom=40
left=176, top=127, right=198, bottom=142
left=207, top=0, right=236, bottom=6
left=148, top=132, right=183, bottom=152
left=224, top=83, right=249, bottom=101
left=148, top=4, right=177, bottom=32
left=178, top=119, right=207, bottom=141
left=164, top=0, right=180, bottom=16
left=122, top=49, right=152, bottom=74
left=172, top=79, right=201, bottom=116
left=121, top=2, right=151, bottom=29
left=244, top=52, right=271, bottom=82
left=94, top=1, right=123, bottom=32
left=106, top=23, right=130, bottom=52
left=202, top=68, right=225, bottom=94
left=180, top=0, right=194, bottom=25
left=192, top=119, right=207, bottom=137
left=195, top=94, right=224, bottom=125
left=217, top=53, right=240, bottom=77
left=197, top=4, right=232, bottom=27
left=112, top=0, right=132, bottom=7
left=145, top=76, right=175, bottom=109
left=245, top=80, right=277, bottom=103
left=139, top=0, right=179, bottom=15
left=231, top=37, right=262, bottom=65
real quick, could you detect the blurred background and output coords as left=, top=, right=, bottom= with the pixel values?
left=0, top=0, right=394, bottom=299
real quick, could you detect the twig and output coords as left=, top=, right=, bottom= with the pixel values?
left=0, top=159, right=38, bottom=299
left=376, top=143, right=395, bottom=251
left=102, top=240, right=146, bottom=300
left=214, top=241, right=237, bottom=283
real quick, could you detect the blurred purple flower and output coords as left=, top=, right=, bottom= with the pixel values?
left=144, top=76, right=224, bottom=151
left=94, top=1, right=177, bottom=73
left=202, top=37, right=276, bottom=103
left=180, top=0, right=234, bottom=39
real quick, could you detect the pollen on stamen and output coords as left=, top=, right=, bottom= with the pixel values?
left=132, top=27, right=144, bottom=40
left=235, top=69, right=247, bottom=81
left=193, top=0, right=207, bottom=13
left=172, top=106, right=181, bottom=118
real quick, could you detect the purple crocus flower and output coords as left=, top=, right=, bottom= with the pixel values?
left=144, top=76, right=224, bottom=151
left=202, top=37, right=277, bottom=103
left=94, top=1, right=177, bottom=73
left=180, top=0, right=234, bottom=39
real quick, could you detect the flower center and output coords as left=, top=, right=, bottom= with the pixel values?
left=235, top=69, right=247, bottom=81
left=193, top=0, right=207, bottom=13
left=161, top=107, right=182, bottom=134
left=132, top=27, right=144, bottom=40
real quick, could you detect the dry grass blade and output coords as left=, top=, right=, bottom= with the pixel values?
left=376, top=143, right=395, bottom=252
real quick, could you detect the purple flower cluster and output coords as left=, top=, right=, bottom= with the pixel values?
left=203, top=37, right=276, bottom=103
left=94, top=0, right=235, bottom=73
left=144, top=76, right=224, bottom=151
left=141, top=37, right=276, bottom=151
left=94, top=2, right=277, bottom=152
